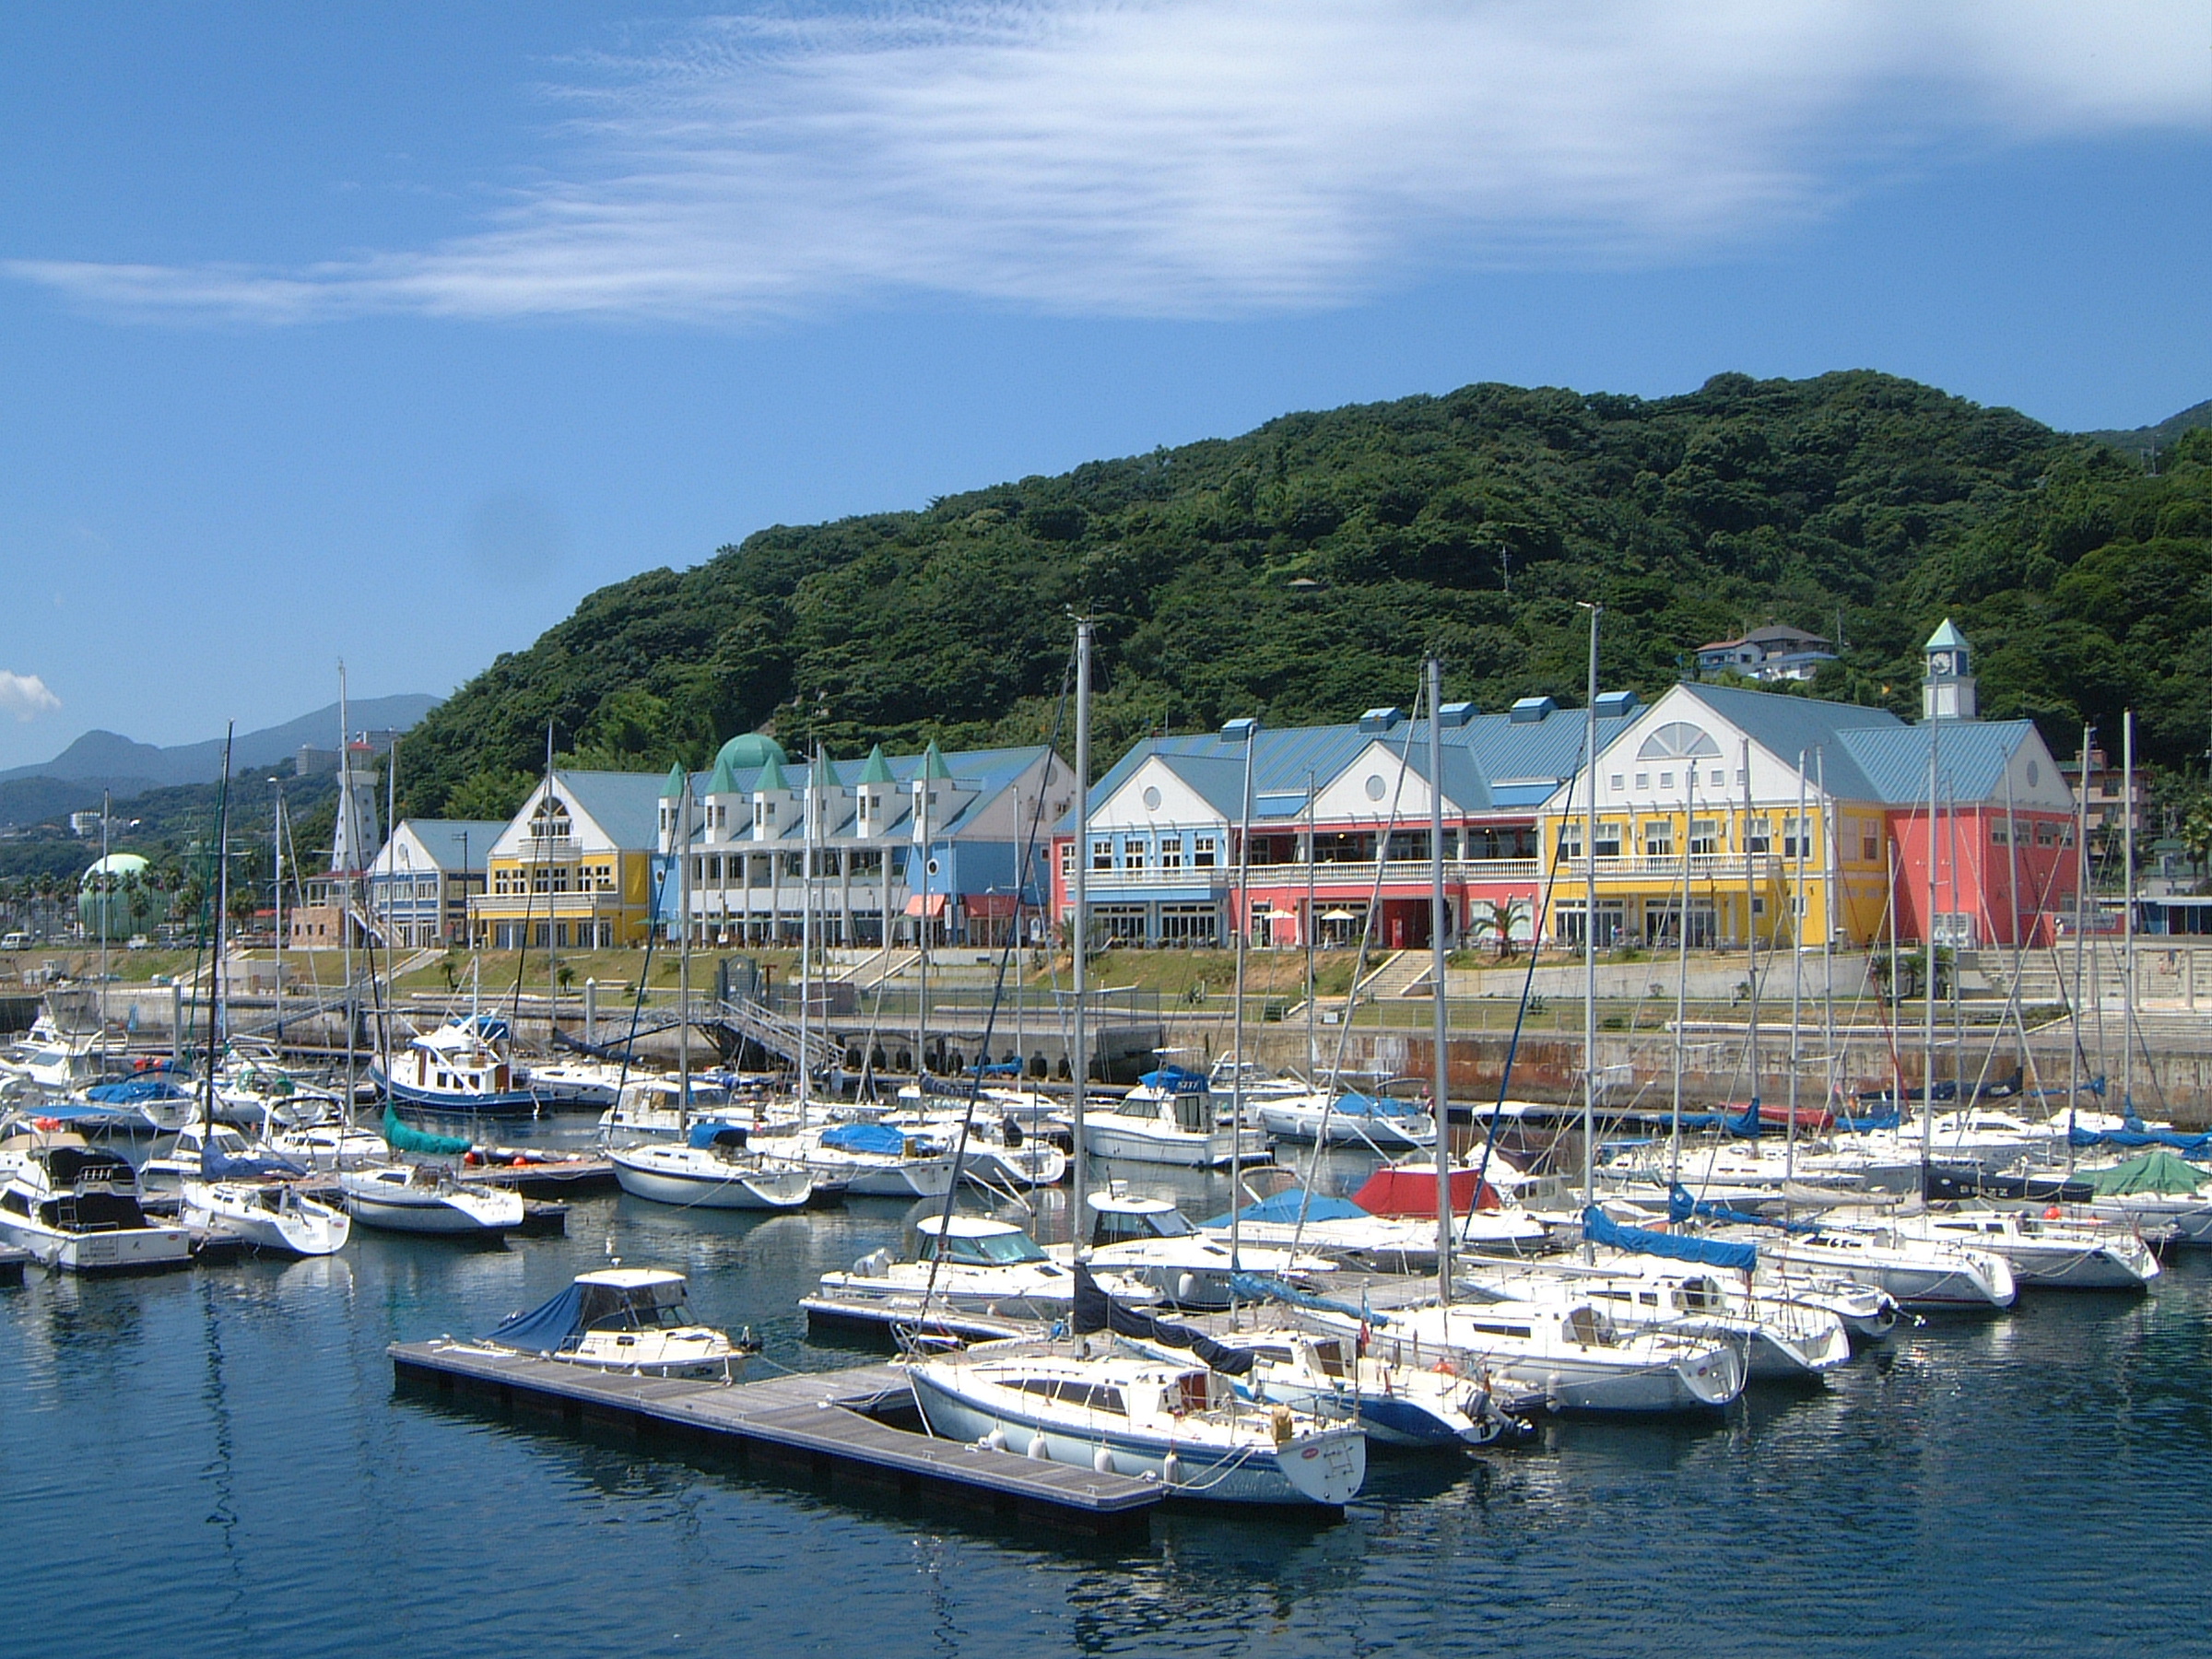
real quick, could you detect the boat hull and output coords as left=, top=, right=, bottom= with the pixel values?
left=340, top=1178, right=522, bottom=1236
left=0, top=1215, right=193, bottom=1275
left=609, top=1148, right=815, bottom=1211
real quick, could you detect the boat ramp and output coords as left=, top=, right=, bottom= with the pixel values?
left=389, top=1341, right=1160, bottom=1535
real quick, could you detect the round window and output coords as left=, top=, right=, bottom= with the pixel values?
left=1142, top=785, right=1162, bottom=811
left=1364, top=774, right=1387, bottom=802
left=925, top=858, right=941, bottom=877
left=2025, top=760, right=2040, bottom=787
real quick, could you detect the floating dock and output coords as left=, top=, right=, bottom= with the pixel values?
left=461, top=1156, right=621, bottom=1199
left=389, top=1342, right=1161, bottom=1535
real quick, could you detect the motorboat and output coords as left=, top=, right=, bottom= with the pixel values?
left=907, top=1347, right=1367, bottom=1507
left=1315, top=1296, right=1747, bottom=1415
left=1053, top=1190, right=1335, bottom=1310
left=517, top=1057, right=631, bottom=1112
left=0, top=1015, right=102, bottom=1097
left=339, top=1162, right=525, bottom=1236
left=1254, top=1088, right=1436, bottom=1149
left=608, top=1127, right=818, bottom=1211
left=747, top=1119, right=960, bottom=1199
left=1081, top=1067, right=1271, bottom=1169
left=465, top=1267, right=755, bottom=1378
left=811, top=1215, right=1158, bottom=1330
left=0, top=1124, right=193, bottom=1273
left=888, top=1090, right=1070, bottom=1188
left=372, top=1016, right=541, bottom=1114
left=595, top=1075, right=758, bottom=1142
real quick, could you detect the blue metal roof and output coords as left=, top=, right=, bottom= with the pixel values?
left=391, top=819, right=509, bottom=872
left=1836, top=720, right=2041, bottom=806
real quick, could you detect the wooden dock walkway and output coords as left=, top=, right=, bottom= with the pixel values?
left=389, top=1342, right=1160, bottom=1535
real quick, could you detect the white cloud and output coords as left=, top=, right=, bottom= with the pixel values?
left=9, top=1, right=2208, bottom=322
left=0, top=671, right=63, bottom=722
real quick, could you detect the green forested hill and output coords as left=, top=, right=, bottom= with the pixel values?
left=394, top=371, right=2212, bottom=820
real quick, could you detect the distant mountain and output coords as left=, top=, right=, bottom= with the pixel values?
left=0, top=776, right=125, bottom=830
left=2081, top=397, right=2212, bottom=461
left=0, top=693, right=441, bottom=794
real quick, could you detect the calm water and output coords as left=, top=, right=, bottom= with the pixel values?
left=7, top=1159, right=2212, bottom=1659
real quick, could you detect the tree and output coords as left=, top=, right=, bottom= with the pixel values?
left=1467, top=897, right=1529, bottom=960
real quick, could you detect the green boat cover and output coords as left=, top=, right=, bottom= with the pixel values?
left=2082, top=1148, right=2211, bottom=1196
left=383, top=1105, right=472, bottom=1156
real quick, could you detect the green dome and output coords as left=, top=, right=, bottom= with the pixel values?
left=77, top=853, right=159, bottom=941
left=713, top=732, right=788, bottom=774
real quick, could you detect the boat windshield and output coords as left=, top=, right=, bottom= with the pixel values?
left=928, top=1229, right=1048, bottom=1266
left=1092, top=1206, right=1193, bottom=1245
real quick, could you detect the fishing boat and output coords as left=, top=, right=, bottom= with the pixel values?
left=0, top=1124, right=193, bottom=1273
left=1314, top=1296, right=1747, bottom=1415
left=339, top=1162, right=525, bottom=1236
left=467, top=1267, right=755, bottom=1378
left=1081, top=1067, right=1271, bottom=1169
left=608, top=1126, right=818, bottom=1211
left=373, top=1016, right=541, bottom=1114
left=907, top=1347, right=1367, bottom=1507
left=1053, top=1189, right=1336, bottom=1310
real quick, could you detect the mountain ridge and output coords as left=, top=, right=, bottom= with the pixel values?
left=0, top=693, right=442, bottom=794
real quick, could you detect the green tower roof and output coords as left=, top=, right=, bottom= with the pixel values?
left=858, top=743, right=895, bottom=784
left=660, top=761, right=688, bottom=799
left=1925, top=618, right=1970, bottom=652
left=920, top=741, right=953, bottom=781
left=713, top=731, right=788, bottom=773
left=756, top=754, right=789, bottom=793
left=707, top=752, right=739, bottom=795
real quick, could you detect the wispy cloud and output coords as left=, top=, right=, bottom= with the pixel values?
left=0, top=671, right=63, bottom=722
left=10, top=2, right=2208, bottom=323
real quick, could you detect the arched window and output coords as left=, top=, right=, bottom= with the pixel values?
left=1637, top=722, right=1721, bottom=761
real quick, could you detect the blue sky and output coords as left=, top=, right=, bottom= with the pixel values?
left=3, top=2, right=2208, bottom=770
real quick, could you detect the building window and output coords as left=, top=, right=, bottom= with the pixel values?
left=1644, top=820, right=1673, bottom=858
left=1608, top=773, right=1624, bottom=791
left=1711, top=770, right=1725, bottom=791
left=2035, top=821, right=2057, bottom=847
left=708, top=854, right=723, bottom=883
left=1747, top=817, right=1771, bottom=854
left=1863, top=827, right=1880, bottom=862
left=1689, top=818, right=1720, bottom=856
left=1633, top=771, right=1650, bottom=790
left=1059, top=841, right=1074, bottom=876
left=1990, top=821, right=2010, bottom=845
left=1159, top=836, right=1183, bottom=870
left=1782, top=816, right=1810, bottom=859
left=1594, top=820, right=1622, bottom=859
left=1194, top=835, right=1218, bottom=868
left=1092, top=838, right=1113, bottom=872
left=1556, top=821, right=1582, bottom=858
left=1659, top=771, right=1674, bottom=790
left=1124, top=839, right=1147, bottom=872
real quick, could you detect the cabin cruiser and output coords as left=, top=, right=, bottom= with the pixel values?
left=465, top=1268, right=755, bottom=1378
left=1051, top=1190, right=1335, bottom=1309
left=0, top=1124, right=193, bottom=1273
left=609, top=1124, right=818, bottom=1211
left=1081, top=1067, right=1271, bottom=1169
left=339, top=1162, right=525, bottom=1236
left=908, top=1347, right=1366, bottom=1507
left=746, top=1119, right=960, bottom=1199
left=1203, top=1185, right=1550, bottom=1269
left=1313, top=1296, right=1747, bottom=1415
left=372, top=1016, right=540, bottom=1114
left=811, top=1215, right=1159, bottom=1331
left=1254, top=1088, right=1437, bottom=1149
left=518, top=1057, right=631, bottom=1112
left=0, top=1015, right=102, bottom=1097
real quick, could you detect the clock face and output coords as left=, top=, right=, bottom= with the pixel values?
left=1932, top=652, right=1953, bottom=675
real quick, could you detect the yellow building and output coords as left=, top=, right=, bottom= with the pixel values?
left=469, top=771, right=665, bottom=949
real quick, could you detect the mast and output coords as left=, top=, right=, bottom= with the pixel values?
left=98, top=790, right=111, bottom=1073
left=272, top=778, right=285, bottom=1046
left=1670, top=759, right=1693, bottom=1188
left=203, top=727, right=234, bottom=1140
left=1787, top=752, right=1808, bottom=1182
left=800, top=747, right=818, bottom=1123
left=1305, top=770, right=1318, bottom=1085
left=339, top=665, right=356, bottom=1111
left=1230, top=708, right=1258, bottom=1293
left=1818, top=748, right=1834, bottom=1117
left=1428, top=656, right=1453, bottom=1301
left=2068, top=725, right=2092, bottom=1157
left=1070, top=618, right=1092, bottom=1246
left=2123, top=711, right=2136, bottom=1115
left=543, top=722, right=557, bottom=1036
left=1922, top=714, right=1940, bottom=1170
left=1580, top=603, right=1601, bottom=1250
left=915, top=763, right=930, bottom=1087
left=677, top=778, right=693, bottom=1135
left=1742, top=736, right=1759, bottom=1118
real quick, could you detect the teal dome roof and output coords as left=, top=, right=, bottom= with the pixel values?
left=713, top=732, right=788, bottom=774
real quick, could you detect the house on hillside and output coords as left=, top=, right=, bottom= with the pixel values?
left=1694, top=623, right=1838, bottom=684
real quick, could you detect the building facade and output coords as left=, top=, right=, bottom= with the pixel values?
left=469, top=772, right=664, bottom=950
left=364, top=818, right=504, bottom=948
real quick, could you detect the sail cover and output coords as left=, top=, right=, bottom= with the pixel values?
left=383, top=1106, right=472, bottom=1156
left=484, top=1283, right=586, bottom=1350
left=1071, top=1263, right=1254, bottom=1375
left=820, top=1121, right=907, bottom=1156
left=201, top=1143, right=307, bottom=1181
left=1584, top=1205, right=1757, bottom=1270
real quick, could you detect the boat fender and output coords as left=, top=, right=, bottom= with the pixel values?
left=1093, top=1445, right=1114, bottom=1474
left=1430, top=1358, right=1457, bottom=1377
left=1176, top=1272, right=1199, bottom=1303
left=982, top=1427, right=1006, bottom=1453
left=1545, top=1371, right=1563, bottom=1411
left=1028, top=1433, right=1050, bottom=1460
left=464, top=1151, right=482, bottom=1165
left=1270, top=1406, right=1294, bottom=1446
left=1162, top=1451, right=1182, bottom=1486
left=2044, top=1206, right=2064, bottom=1220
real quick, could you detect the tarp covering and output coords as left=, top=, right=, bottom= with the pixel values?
left=820, top=1120, right=908, bottom=1156
left=1669, top=1102, right=1764, bottom=1137
left=201, top=1143, right=307, bottom=1181
left=1667, top=1183, right=1818, bottom=1233
left=87, top=1077, right=193, bottom=1105
left=688, top=1122, right=749, bottom=1150
left=1328, top=1091, right=1425, bottom=1121
left=484, top=1282, right=586, bottom=1351
left=1584, top=1204, right=1758, bottom=1270
left=1353, top=1167, right=1498, bottom=1217
left=383, top=1105, right=471, bottom=1155
left=2069, top=1124, right=2212, bottom=1158
left=1136, top=1065, right=1207, bottom=1095
left=2081, top=1149, right=2212, bottom=1196
left=1071, top=1263, right=1253, bottom=1375
left=1203, top=1190, right=1369, bottom=1228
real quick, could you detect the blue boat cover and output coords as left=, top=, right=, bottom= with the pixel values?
left=87, top=1077, right=194, bottom=1104
left=1669, top=1102, right=1764, bottom=1136
left=201, top=1143, right=308, bottom=1181
left=2070, top=1124, right=2212, bottom=1157
left=1666, top=1183, right=1818, bottom=1233
left=1332, top=1091, right=1421, bottom=1120
left=688, top=1122, right=749, bottom=1149
left=485, top=1282, right=586, bottom=1350
left=1584, top=1205, right=1757, bottom=1270
left=1137, top=1065, right=1207, bottom=1095
left=820, top=1120, right=907, bottom=1155
left=1203, top=1190, right=1370, bottom=1228
left=1226, top=1272, right=1393, bottom=1327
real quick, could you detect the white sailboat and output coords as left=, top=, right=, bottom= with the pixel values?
left=339, top=1163, right=524, bottom=1236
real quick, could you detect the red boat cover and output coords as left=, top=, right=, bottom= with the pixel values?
left=1353, top=1167, right=1500, bottom=1216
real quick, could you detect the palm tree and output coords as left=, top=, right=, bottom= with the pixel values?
left=1467, top=897, right=1529, bottom=961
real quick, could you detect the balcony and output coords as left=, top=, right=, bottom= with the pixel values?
left=1080, top=858, right=1546, bottom=891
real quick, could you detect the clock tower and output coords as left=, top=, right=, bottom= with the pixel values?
left=1922, top=618, right=1977, bottom=722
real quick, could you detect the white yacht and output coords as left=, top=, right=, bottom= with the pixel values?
left=1317, top=1297, right=1747, bottom=1415
left=1052, top=1191, right=1335, bottom=1310
left=339, top=1163, right=525, bottom=1236
left=908, top=1347, right=1367, bottom=1507
left=810, top=1215, right=1158, bottom=1330
left=466, top=1268, right=754, bottom=1378
left=1081, top=1068, right=1271, bottom=1169
left=1861, top=1209, right=2158, bottom=1291
left=210, top=1042, right=346, bottom=1128
left=747, top=1119, right=961, bottom=1199
left=608, top=1131, right=817, bottom=1211
left=0, top=1124, right=193, bottom=1273
left=0, top=1015, right=102, bottom=1097
left=182, top=1177, right=350, bottom=1257
left=1253, top=1088, right=1437, bottom=1149
left=1727, top=1223, right=2018, bottom=1312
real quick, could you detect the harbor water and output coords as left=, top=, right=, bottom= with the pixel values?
left=6, top=1158, right=2212, bottom=1658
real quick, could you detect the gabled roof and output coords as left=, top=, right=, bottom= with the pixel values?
left=384, top=819, right=508, bottom=873
left=1835, top=720, right=2045, bottom=806
left=674, top=744, right=1056, bottom=843
left=1664, top=684, right=1902, bottom=799
left=557, top=771, right=679, bottom=851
